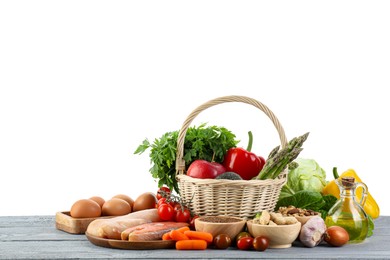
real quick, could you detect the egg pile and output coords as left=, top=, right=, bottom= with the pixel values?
left=69, top=192, right=157, bottom=218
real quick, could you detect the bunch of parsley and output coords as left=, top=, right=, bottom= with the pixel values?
left=134, top=123, right=239, bottom=193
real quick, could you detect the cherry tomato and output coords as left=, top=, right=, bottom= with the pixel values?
left=253, top=236, right=269, bottom=251
left=189, top=215, right=199, bottom=230
left=157, top=198, right=167, bottom=208
left=156, top=187, right=171, bottom=200
left=235, top=231, right=252, bottom=245
left=166, top=200, right=176, bottom=207
left=157, top=203, right=174, bottom=221
left=174, top=208, right=191, bottom=223
left=157, top=197, right=176, bottom=208
left=173, top=203, right=182, bottom=212
left=213, top=234, right=232, bottom=249
left=237, top=237, right=254, bottom=250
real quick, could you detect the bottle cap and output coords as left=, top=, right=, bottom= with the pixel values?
left=341, top=177, right=355, bottom=187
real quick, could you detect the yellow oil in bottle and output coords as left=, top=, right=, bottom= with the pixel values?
left=325, top=215, right=368, bottom=243
left=326, top=176, right=369, bottom=243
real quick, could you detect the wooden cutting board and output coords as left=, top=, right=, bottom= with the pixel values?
left=55, top=211, right=112, bottom=234
left=85, top=232, right=176, bottom=250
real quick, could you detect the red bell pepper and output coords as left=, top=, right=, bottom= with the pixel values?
left=222, top=131, right=265, bottom=180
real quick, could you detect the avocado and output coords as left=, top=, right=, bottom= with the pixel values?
left=215, top=171, right=243, bottom=180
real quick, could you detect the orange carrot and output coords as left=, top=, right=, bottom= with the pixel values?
left=184, top=230, right=213, bottom=243
left=162, top=232, right=172, bottom=241
left=170, top=229, right=189, bottom=241
left=176, top=239, right=208, bottom=250
left=175, top=226, right=190, bottom=233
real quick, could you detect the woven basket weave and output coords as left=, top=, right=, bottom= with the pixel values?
left=175, top=95, right=289, bottom=219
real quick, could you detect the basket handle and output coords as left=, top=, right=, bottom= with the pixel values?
left=175, top=95, right=288, bottom=175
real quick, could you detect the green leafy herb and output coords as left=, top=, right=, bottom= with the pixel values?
left=134, top=123, right=239, bottom=193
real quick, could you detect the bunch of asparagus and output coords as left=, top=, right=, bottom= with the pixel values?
left=256, top=132, right=310, bottom=180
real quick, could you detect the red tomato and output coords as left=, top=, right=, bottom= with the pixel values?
left=156, top=187, right=171, bottom=200
left=235, top=231, right=252, bottom=245
left=157, top=198, right=167, bottom=208
left=173, top=203, right=182, bottom=212
left=174, top=208, right=191, bottom=223
left=253, top=236, right=269, bottom=251
left=167, top=200, right=176, bottom=207
left=157, top=203, right=174, bottom=221
left=157, top=197, right=176, bottom=208
left=237, top=237, right=254, bottom=250
left=189, top=215, right=199, bottom=230
left=213, top=234, right=232, bottom=249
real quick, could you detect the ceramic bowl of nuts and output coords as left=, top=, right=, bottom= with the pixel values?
left=246, top=210, right=302, bottom=248
left=194, top=215, right=246, bottom=241
left=277, top=206, right=321, bottom=225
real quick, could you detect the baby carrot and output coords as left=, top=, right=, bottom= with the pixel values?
left=175, top=226, right=190, bottom=233
left=176, top=239, right=208, bottom=250
left=184, top=230, right=213, bottom=243
left=162, top=231, right=172, bottom=241
left=170, top=229, right=189, bottom=241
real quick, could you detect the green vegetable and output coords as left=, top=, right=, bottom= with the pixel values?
left=276, top=158, right=335, bottom=219
left=134, top=123, right=239, bottom=193
left=256, top=132, right=309, bottom=180
left=367, top=214, right=374, bottom=237
left=277, top=191, right=324, bottom=211
left=276, top=190, right=374, bottom=236
left=276, top=191, right=337, bottom=219
left=319, top=194, right=338, bottom=218
left=279, top=158, right=327, bottom=200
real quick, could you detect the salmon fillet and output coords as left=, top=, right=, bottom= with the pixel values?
left=121, top=222, right=189, bottom=241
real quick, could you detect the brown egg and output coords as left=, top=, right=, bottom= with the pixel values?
left=70, top=199, right=101, bottom=218
left=133, top=192, right=157, bottom=212
left=102, top=198, right=132, bottom=216
left=89, top=196, right=105, bottom=208
left=112, top=194, right=134, bottom=210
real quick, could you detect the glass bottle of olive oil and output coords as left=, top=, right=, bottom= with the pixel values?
left=325, top=176, right=368, bottom=243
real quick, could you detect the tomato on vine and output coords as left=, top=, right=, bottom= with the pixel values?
left=157, top=203, right=174, bottom=221
left=156, top=187, right=171, bottom=200
left=173, top=203, right=182, bottom=212
left=174, top=208, right=191, bottom=223
left=156, top=185, right=194, bottom=224
left=157, top=198, right=167, bottom=208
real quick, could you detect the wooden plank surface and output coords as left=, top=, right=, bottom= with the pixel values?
left=0, top=215, right=389, bottom=259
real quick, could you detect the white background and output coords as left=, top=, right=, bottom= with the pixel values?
left=0, top=1, right=389, bottom=216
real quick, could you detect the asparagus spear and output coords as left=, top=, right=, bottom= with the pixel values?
left=267, top=145, right=280, bottom=159
left=270, top=148, right=303, bottom=179
left=288, top=161, right=299, bottom=171
left=258, top=147, right=289, bottom=179
left=256, top=132, right=309, bottom=180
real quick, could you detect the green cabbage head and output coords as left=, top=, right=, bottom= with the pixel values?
left=279, top=158, right=327, bottom=200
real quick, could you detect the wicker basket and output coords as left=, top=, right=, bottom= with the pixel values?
left=175, top=95, right=289, bottom=219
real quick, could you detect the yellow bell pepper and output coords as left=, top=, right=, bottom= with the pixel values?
left=322, top=167, right=380, bottom=219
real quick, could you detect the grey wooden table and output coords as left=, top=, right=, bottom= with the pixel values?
left=0, top=215, right=389, bottom=259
